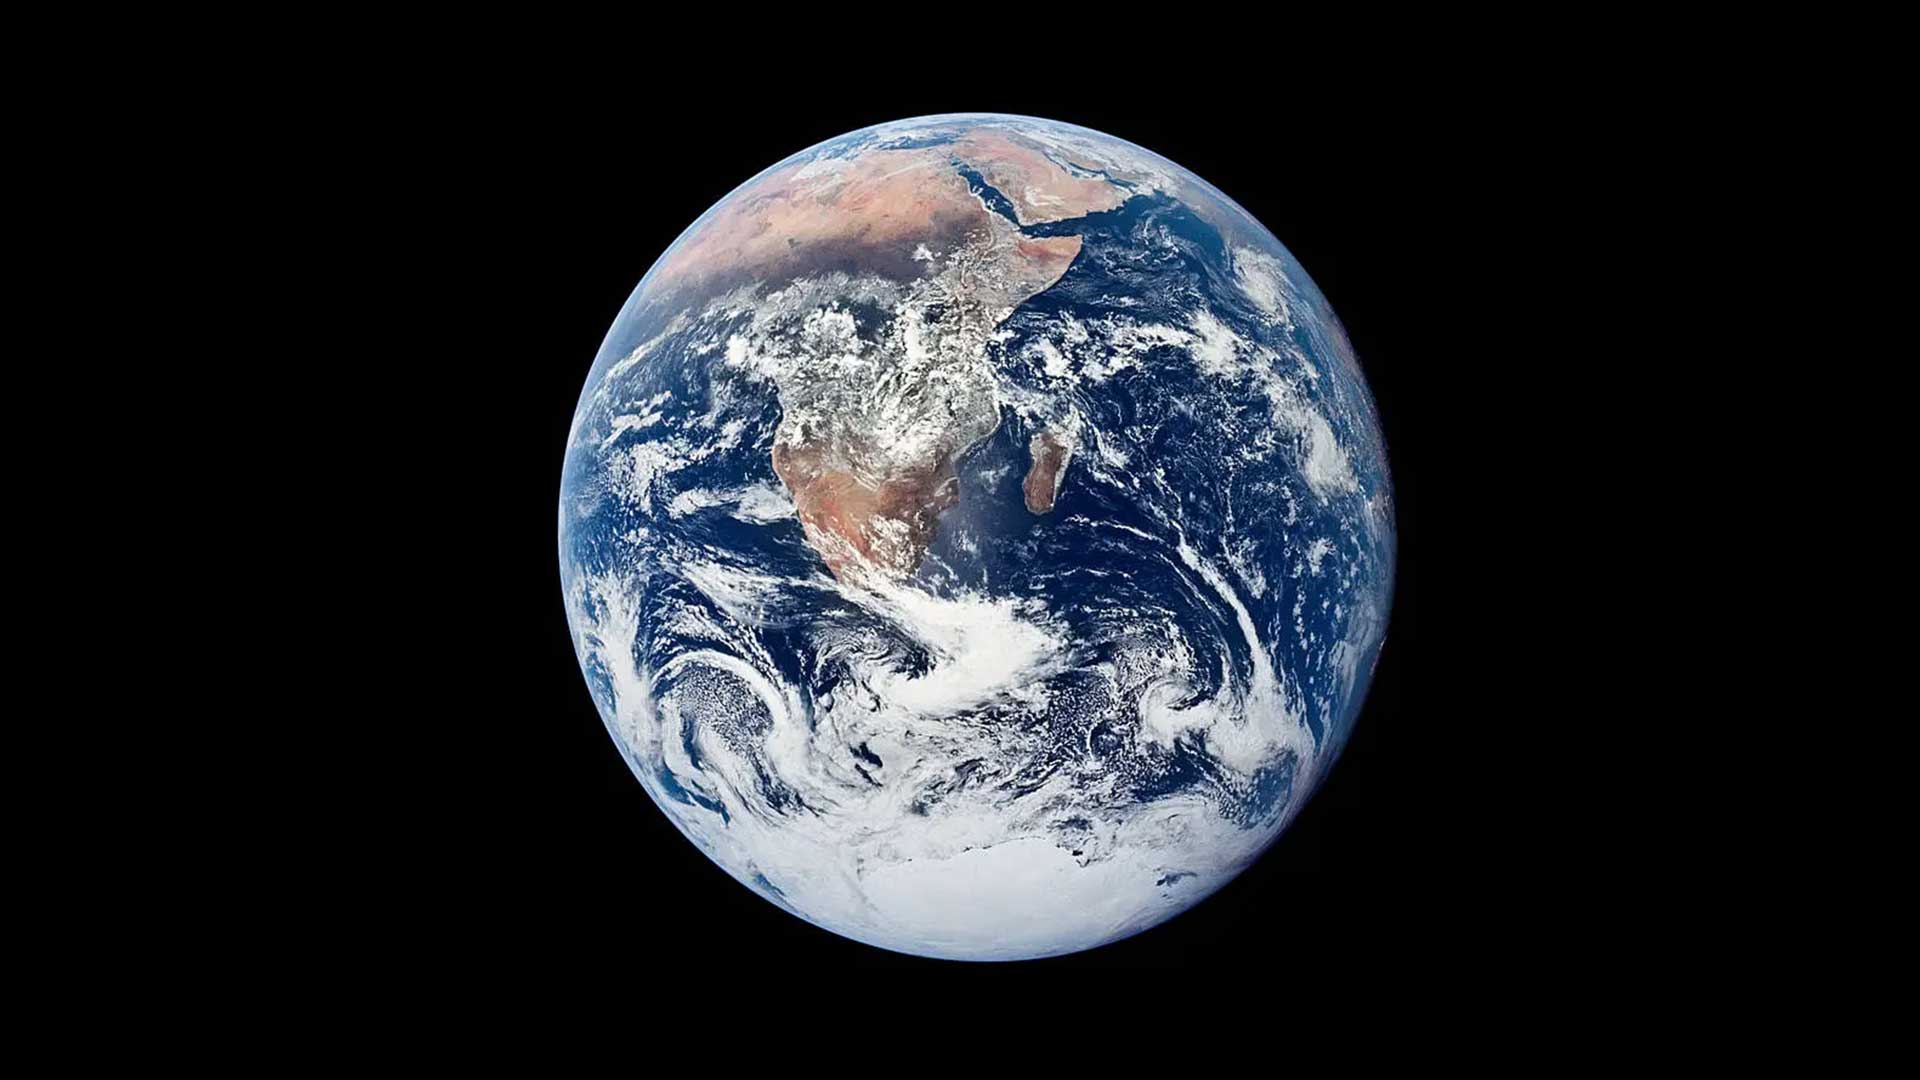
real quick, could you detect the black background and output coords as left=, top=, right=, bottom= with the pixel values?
left=410, top=79, right=1549, bottom=972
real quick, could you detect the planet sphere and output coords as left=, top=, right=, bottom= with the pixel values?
left=559, top=114, right=1394, bottom=960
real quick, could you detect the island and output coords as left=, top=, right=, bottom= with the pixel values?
left=1023, top=430, right=1073, bottom=514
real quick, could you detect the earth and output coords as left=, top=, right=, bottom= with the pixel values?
left=558, top=114, right=1394, bottom=961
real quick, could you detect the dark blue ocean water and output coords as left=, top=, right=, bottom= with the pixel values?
left=561, top=149, right=1390, bottom=834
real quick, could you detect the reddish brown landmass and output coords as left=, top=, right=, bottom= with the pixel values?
left=952, top=130, right=1131, bottom=226
left=647, top=152, right=982, bottom=301
left=647, top=134, right=1121, bottom=303
left=1023, top=431, right=1071, bottom=514
left=752, top=219, right=1080, bottom=582
left=650, top=128, right=1129, bottom=579
left=772, top=443, right=960, bottom=581
left=981, top=234, right=1082, bottom=311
